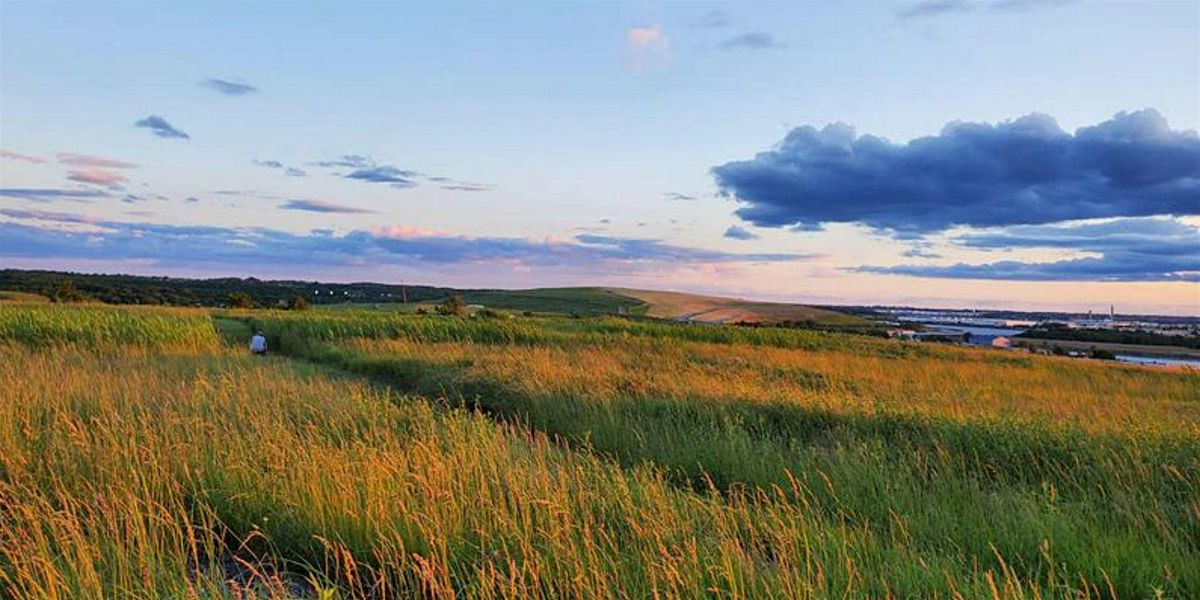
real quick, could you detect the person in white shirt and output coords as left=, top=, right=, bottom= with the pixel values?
left=250, top=331, right=267, bottom=355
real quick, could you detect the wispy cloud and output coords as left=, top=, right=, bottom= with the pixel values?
left=1, top=149, right=45, bottom=164
left=723, top=225, right=759, bottom=240
left=253, top=159, right=308, bottom=177
left=202, top=78, right=258, bottom=96
left=135, top=115, right=190, bottom=139
left=313, top=155, right=374, bottom=168
left=690, top=10, right=731, bottom=28
left=58, top=153, right=137, bottom=168
left=0, top=188, right=110, bottom=202
left=898, top=0, right=1071, bottom=19
left=0, top=207, right=101, bottom=224
left=280, top=199, right=375, bottom=214
left=439, top=183, right=492, bottom=192
left=66, top=169, right=128, bottom=187
left=718, top=32, right=785, bottom=50
left=664, top=192, right=698, bottom=201
left=0, top=213, right=811, bottom=270
left=345, top=165, right=419, bottom=186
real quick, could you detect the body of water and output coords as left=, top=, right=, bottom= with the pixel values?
left=918, top=322, right=1200, bottom=369
left=1115, top=354, right=1200, bottom=369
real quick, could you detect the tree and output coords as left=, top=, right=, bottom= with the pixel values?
left=46, top=278, right=90, bottom=303
left=436, top=294, right=467, bottom=317
left=227, top=292, right=255, bottom=309
left=286, top=294, right=311, bottom=311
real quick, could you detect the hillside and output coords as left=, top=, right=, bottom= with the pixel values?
left=3, top=304, right=1196, bottom=597
left=610, top=288, right=868, bottom=325
left=0, top=269, right=868, bottom=327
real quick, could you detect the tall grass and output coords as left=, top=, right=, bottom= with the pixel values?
left=2, top=305, right=1197, bottom=597
left=255, top=312, right=1200, bottom=597
left=1, top=344, right=1079, bottom=599
left=0, top=304, right=218, bottom=351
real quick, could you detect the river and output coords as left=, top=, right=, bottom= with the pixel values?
left=918, top=323, right=1200, bottom=369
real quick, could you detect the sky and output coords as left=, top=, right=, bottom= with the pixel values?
left=1, top=0, right=1198, bottom=315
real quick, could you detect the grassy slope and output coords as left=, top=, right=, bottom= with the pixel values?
left=0, top=290, right=49, bottom=303
left=611, top=288, right=867, bottom=325
left=3, top=305, right=1198, bottom=598
left=318, top=286, right=865, bottom=326
left=318, top=287, right=646, bottom=316
left=461, top=287, right=647, bottom=315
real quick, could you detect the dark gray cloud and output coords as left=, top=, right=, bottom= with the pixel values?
left=284, top=167, right=307, bottom=177
left=691, top=10, right=731, bottom=28
left=135, top=115, right=190, bottom=139
left=0, top=188, right=110, bottom=202
left=718, top=32, right=785, bottom=50
left=858, top=218, right=1200, bottom=282
left=0, top=213, right=810, bottom=269
left=898, top=0, right=1069, bottom=19
left=712, top=110, right=1200, bottom=236
left=723, top=225, right=759, bottom=240
left=202, top=78, right=258, bottom=96
left=280, top=199, right=374, bottom=214
left=253, top=159, right=285, bottom=168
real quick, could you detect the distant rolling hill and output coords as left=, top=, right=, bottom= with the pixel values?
left=608, top=288, right=867, bottom=325
left=460, top=287, right=868, bottom=326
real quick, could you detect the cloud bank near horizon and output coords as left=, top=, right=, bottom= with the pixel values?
left=857, top=217, right=1200, bottom=282
left=0, top=210, right=811, bottom=272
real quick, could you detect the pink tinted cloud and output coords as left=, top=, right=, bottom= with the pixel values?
left=374, top=224, right=459, bottom=239
left=57, top=153, right=137, bottom=168
left=1, top=149, right=45, bottom=163
left=67, top=169, right=129, bottom=186
left=626, top=24, right=670, bottom=70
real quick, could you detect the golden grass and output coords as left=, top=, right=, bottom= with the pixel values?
left=340, top=336, right=1199, bottom=436
left=0, top=344, right=1046, bottom=599
left=609, top=288, right=863, bottom=325
left=2, top=306, right=1197, bottom=598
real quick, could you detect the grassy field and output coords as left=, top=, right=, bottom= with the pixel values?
left=316, top=286, right=866, bottom=326
left=2, top=304, right=1197, bottom=598
left=611, top=288, right=868, bottom=325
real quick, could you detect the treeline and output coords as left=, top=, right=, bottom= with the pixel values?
left=1018, top=324, right=1200, bottom=349
left=0, top=269, right=455, bottom=308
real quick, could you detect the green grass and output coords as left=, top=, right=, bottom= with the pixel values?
left=2, top=304, right=1197, bottom=598
left=459, top=287, right=647, bottom=315
left=0, top=304, right=219, bottom=351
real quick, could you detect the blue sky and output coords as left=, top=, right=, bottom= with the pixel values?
left=1, top=0, right=1198, bottom=314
